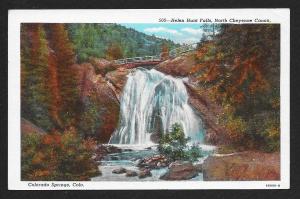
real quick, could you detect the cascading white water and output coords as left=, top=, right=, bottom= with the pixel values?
left=109, top=68, right=205, bottom=145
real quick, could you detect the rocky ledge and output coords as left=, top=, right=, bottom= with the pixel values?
left=202, top=151, right=280, bottom=181
left=160, top=161, right=199, bottom=180
left=136, top=154, right=170, bottom=169
left=155, top=53, right=196, bottom=77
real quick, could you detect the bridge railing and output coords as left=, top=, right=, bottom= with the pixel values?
left=113, top=55, right=161, bottom=65
left=113, top=43, right=198, bottom=65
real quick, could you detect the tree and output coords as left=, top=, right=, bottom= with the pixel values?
left=47, top=48, right=62, bottom=128
left=67, top=24, right=180, bottom=62
left=105, top=43, right=123, bottom=60
left=158, top=123, right=202, bottom=161
left=47, top=24, right=80, bottom=128
left=21, top=128, right=100, bottom=181
left=193, top=24, right=280, bottom=151
left=200, top=24, right=221, bottom=40
left=160, top=42, right=169, bottom=60
left=21, top=24, right=53, bottom=130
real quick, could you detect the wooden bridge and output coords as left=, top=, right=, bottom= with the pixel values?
left=113, top=55, right=162, bottom=68
left=113, top=43, right=198, bottom=68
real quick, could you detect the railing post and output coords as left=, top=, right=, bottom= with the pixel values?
left=113, top=45, right=197, bottom=65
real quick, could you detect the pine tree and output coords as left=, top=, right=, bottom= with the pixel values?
left=47, top=48, right=62, bottom=128
left=21, top=24, right=53, bottom=130
left=106, top=43, right=123, bottom=60
left=47, top=24, right=79, bottom=127
left=160, top=43, right=169, bottom=60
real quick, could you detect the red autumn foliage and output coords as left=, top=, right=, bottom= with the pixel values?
left=192, top=24, right=280, bottom=151
left=48, top=49, right=62, bottom=127
left=46, top=24, right=79, bottom=127
left=42, top=132, right=61, bottom=146
left=161, top=43, right=170, bottom=60
left=22, top=128, right=100, bottom=181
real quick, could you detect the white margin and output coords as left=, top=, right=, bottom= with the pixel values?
left=8, top=9, right=290, bottom=190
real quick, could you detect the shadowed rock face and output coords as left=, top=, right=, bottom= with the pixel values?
left=105, top=67, right=131, bottom=97
left=89, top=57, right=116, bottom=76
left=202, top=152, right=280, bottom=181
left=184, top=83, right=228, bottom=145
left=73, top=63, right=130, bottom=143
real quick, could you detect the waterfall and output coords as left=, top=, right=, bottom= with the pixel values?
left=109, top=68, right=205, bottom=145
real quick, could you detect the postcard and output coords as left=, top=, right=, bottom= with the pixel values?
left=8, top=9, right=290, bottom=189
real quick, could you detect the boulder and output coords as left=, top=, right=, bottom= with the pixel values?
left=160, top=161, right=198, bottom=180
left=156, top=53, right=196, bottom=77
left=138, top=155, right=170, bottom=169
left=126, top=170, right=138, bottom=177
left=112, top=167, right=126, bottom=174
left=105, top=145, right=122, bottom=153
left=139, top=169, right=152, bottom=179
left=72, top=63, right=121, bottom=143
left=202, top=151, right=280, bottom=181
left=94, top=145, right=122, bottom=161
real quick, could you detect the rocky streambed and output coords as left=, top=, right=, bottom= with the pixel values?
left=91, top=144, right=215, bottom=181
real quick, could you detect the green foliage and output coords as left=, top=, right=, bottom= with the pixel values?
left=78, top=96, right=102, bottom=137
left=262, top=125, right=280, bottom=152
left=67, top=24, right=180, bottom=62
left=247, top=113, right=280, bottom=152
left=21, top=128, right=100, bottom=181
left=186, top=145, right=204, bottom=162
left=193, top=24, right=280, bottom=152
left=21, top=24, right=53, bottom=131
left=47, top=24, right=80, bottom=127
left=105, top=43, right=123, bottom=60
left=21, top=133, right=42, bottom=177
left=21, top=24, right=81, bottom=130
left=158, top=123, right=203, bottom=161
left=218, top=97, right=280, bottom=152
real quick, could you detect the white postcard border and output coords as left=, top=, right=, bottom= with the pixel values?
left=8, top=9, right=290, bottom=190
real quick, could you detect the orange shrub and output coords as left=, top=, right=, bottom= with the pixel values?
left=21, top=127, right=100, bottom=181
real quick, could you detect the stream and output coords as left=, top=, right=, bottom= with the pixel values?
left=91, top=144, right=215, bottom=181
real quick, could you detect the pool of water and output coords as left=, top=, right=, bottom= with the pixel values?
left=91, top=144, right=215, bottom=181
